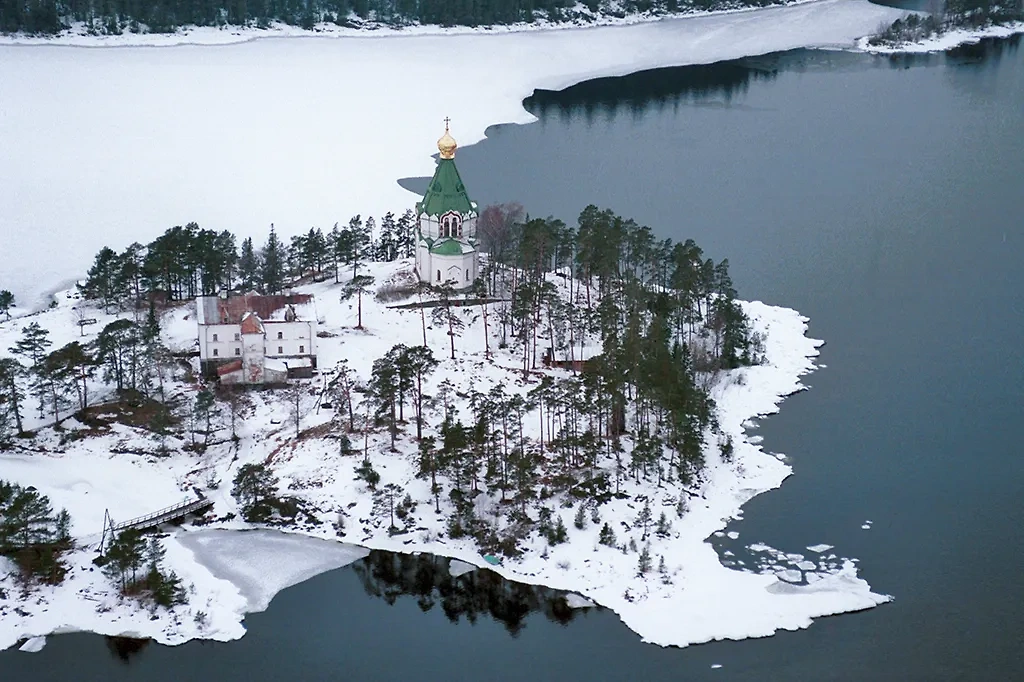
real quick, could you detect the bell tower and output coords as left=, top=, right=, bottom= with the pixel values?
left=415, top=119, right=479, bottom=288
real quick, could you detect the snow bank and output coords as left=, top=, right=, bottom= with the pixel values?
left=0, top=259, right=891, bottom=652
left=0, top=529, right=368, bottom=651
left=329, top=295, right=891, bottom=648
left=17, top=636, right=46, bottom=652
left=175, top=529, right=369, bottom=613
left=0, top=0, right=905, bottom=308
left=858, top=21, right=1024, bottom=54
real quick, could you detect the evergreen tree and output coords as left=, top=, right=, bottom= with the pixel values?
left=598, top=522, right=616, bottom=547
left=232, top=463, right=280, bottom=521
left=0, top=290, right=13, bottom=319
left=82, top=246, right=126, bottom=312
left=636, top=499, right=653, bottom=540
left=104, top=528, right=146, bottom=591
left=431, top=282, right=465, bottom=360
left=377, top=211, right=397, bottom=262
left=341, top=274, right=375, bottom=329
left=573, top=503, right=587, bottom=530
left=260, top=225, right=287, bottom=294
left=238, top=237, right=261, bottom=292
left=95, top=319, right=142, bottom=392
left=638, top=543, right=652, bottom=575
left=10, top=322, right=52, bottom=418
left=0, top=357, right=25, bottom=435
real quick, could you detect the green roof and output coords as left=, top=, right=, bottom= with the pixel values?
left=430, top=239, right=465, bottom=256
left=417, top=158, right=476, bottom=217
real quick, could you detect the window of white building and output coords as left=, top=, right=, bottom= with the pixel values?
left=212, top=348, right=218, bottom=357
left=212, top=333, right=218, bottom=342
left=299, top=345, right=305, bottom=353
left=278, top=346, right=283, bottom=354
left=235, top=348, right=240, bottom=356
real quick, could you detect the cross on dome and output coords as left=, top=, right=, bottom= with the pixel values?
left=437, top=118, right=457, bottom=159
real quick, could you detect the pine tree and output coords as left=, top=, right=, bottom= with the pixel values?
left=82, top=246, right=125, bottom=312
left=431, top=282, right=465, bottom=360
left=636, top=499, right=653, bottom=540
left=655, top=511, right=671, bottom=538
left=382, top=482, right=402, bottom=532
left=238, top=237, right=261, bottom=292
left=638, top=543, right=652, bottom=575
left=397, top=209, right=416, bottom=258
left=574, top=503, right=587, bottom=530
left=10, top=322, right=52, bottom=418
left=0, top=357, right=25, bottom=435
left=231, top=463, right=279, bottom=521
left=0, top=290, right=13, bottom=320
left=598, top=522, right=616, bottom=547
left=104, top=528, right=146, bottom=591
left=261, top=225, right=287, bottom=294
left=95, top=319, right=142, bottom=392
left=378, top=212, right=397, bottom=262
left=341, top=274, right=375, bottom=329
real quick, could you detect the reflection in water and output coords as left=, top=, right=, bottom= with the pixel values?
left=104, top=636, right=151, bottom=663
left=351, top=551, right=592, bottom=637
left=525, top=61, right=779, bottom=123
left=945, top=33, right=1021, bottom=64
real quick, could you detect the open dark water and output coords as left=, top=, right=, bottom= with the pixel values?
left=5, top=38, right=1024, bottom=681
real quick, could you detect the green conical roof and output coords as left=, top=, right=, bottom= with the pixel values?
left=417, top=158, right=477, bottom=218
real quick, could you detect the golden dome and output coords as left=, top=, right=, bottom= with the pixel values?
left=437, top=119, right=457, bottom=159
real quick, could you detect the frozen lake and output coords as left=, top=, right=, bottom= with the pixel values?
left=0, top=0, right=904, bottom=308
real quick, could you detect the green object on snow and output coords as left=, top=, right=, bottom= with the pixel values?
left=483, top=555, right=501, bottom=566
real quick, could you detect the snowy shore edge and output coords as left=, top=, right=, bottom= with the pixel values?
left=0, top=0, right=908, bottom=310
left=0, top=288, right=891, bottom=653
left=0, top=1, right=821, bottom=48
left=858, top=20, right=1024, bottom=54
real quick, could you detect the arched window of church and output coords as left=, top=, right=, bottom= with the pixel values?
left=457, top=217, right=463, bottom=237
left=440, top=217, right=448, bottom=237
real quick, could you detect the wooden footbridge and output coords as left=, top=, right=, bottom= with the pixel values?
left=99, top=494, right=214, bottom=550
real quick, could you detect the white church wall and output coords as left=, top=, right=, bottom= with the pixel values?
left=200, top=323, right=242, bottom=361
left=264, top=321, right=316, bottom=357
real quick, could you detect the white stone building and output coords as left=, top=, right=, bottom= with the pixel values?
left=196, top=293, right=318, bottom=384
left=415, top=122, right=479, bottom=288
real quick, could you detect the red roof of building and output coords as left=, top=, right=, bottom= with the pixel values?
left=239, top=312, right=264, bottom=335
left=209, top=294, right=314, bottom=324
left=216, top=359, right=243, bottom=376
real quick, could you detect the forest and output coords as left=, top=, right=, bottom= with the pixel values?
left=2, top=202, right=761, bottom=561
left=0, top=0, right=786, bottom=35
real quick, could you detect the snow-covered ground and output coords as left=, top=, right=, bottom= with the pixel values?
left=858, top=20, right=1024, bottom=54
left=0, top=260, right=891, bottom=652
left=0, top=0, right=906, bottom=310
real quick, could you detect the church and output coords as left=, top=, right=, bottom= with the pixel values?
left=415, top=121, right=479, bottom=288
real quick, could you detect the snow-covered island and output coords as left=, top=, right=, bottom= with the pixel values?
left=859, top=1, right=1023, bottom=54
left=0, top=125, right=891, bottom=654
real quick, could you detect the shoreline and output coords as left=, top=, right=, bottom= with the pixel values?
left=0, top=1, right=820, bottom=48
left=0, top=0, right=907, bottom=309
left=0, top=277, right=890, bottom=653
left=857, top=20, right=1024, bottom=54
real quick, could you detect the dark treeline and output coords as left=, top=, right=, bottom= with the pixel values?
left=0, top=0, right=787, bottom=36
left=80, top=211, right=415, bottom=311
